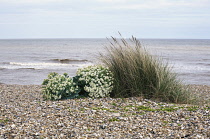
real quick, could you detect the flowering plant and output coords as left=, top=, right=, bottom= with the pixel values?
left=76, top=65, right=114, bottom=98
left=42, top=72, right=80, bottom=100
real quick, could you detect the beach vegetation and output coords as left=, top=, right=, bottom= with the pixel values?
left=109, top=117, right=120, bottom=122
left=42, top=72, right=80, bottom=100
left=42, top=35, right=196, bottom=104
left=0, top=118, right=10, bottom=124
left=111, top=102, right=117, bottom=106
left=75, top=65, right=114, bottom=98
left=42, top=65, right=114, bottom=100
left=99, top=35, right=193, bottom=104
left=186, top=106, right=199, bottom=111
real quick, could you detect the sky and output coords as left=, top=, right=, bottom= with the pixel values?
left=0, top=0, right=210, bottom=39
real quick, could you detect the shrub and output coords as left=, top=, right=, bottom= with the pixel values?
left=42, top=72, right=80, bottom=100
left=76, top=65, right=114, bottom=98
left=99, top=36, right=193, bottom=104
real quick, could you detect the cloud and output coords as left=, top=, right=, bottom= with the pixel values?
left=1, top=0, right=209, bottom=13
left=95, top=0, right=210, bottom=11
left=1, top=0, right=209, bottom=24
left=0, top=0, right=63, bottom=4
left=0, top=0, right=210, bottom=38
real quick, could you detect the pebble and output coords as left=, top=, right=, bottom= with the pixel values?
left=110, top=113, right=120, bottom=117
left=11, top=124, right=16, bottom=128
left=0, top=84, right=209, bottom=138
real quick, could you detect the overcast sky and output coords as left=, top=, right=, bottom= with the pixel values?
left=0, top=0, right=210, bottom=39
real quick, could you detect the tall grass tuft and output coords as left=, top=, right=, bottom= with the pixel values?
left=100, top=35, right=193, bottom=104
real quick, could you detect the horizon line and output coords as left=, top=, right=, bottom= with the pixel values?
left=0, top=37, right=210, bottom=40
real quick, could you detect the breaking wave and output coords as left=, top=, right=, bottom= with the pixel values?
left=51, top=59, right=88, bottom=63
left=10, top=62, right=69, bottom=66
left=0, top=62, right=93, bottom=70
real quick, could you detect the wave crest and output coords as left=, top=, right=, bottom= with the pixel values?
left=0, top=62, right=93, bottom=70
left=9, top=62, right=69, bottom=66
left=51, top=59, right=88, bottom=64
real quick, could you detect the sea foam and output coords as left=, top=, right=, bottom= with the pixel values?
left=0, top=62, right=93, bottom=70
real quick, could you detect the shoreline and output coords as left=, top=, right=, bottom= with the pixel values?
left=0, top=84, right=210, bottom=138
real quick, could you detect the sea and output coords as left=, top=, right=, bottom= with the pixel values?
left=0, top=38, right=210, bottom=85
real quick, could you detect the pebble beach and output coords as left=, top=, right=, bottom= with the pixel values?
left=0, top=84, right=210, bottom=138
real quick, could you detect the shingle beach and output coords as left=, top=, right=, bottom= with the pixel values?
left=0, top=84, right=210, bottom=138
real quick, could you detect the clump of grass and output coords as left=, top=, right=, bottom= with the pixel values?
left=109, top=117, right=120, bottom=122
left=0, top=118, right=10, bottom=124
left=186, top=106, right=199, bottom=111
left=136, top=106, right=156, bottom=111
left=100, top=35, right=194, bottom=104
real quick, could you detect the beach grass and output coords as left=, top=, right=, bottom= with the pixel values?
left=99, top=35, right=195, bottom=104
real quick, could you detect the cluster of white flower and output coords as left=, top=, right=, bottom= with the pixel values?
left=76, top=65, right=114, bottom=98
left=42, top=73, right=79, bottom=100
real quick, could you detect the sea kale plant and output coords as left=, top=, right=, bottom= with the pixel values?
left=42, top=72, right=80, bottom=100
left=76, top=65, right=114, bottom=98
left=42, top=65, right=114, bottom=100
